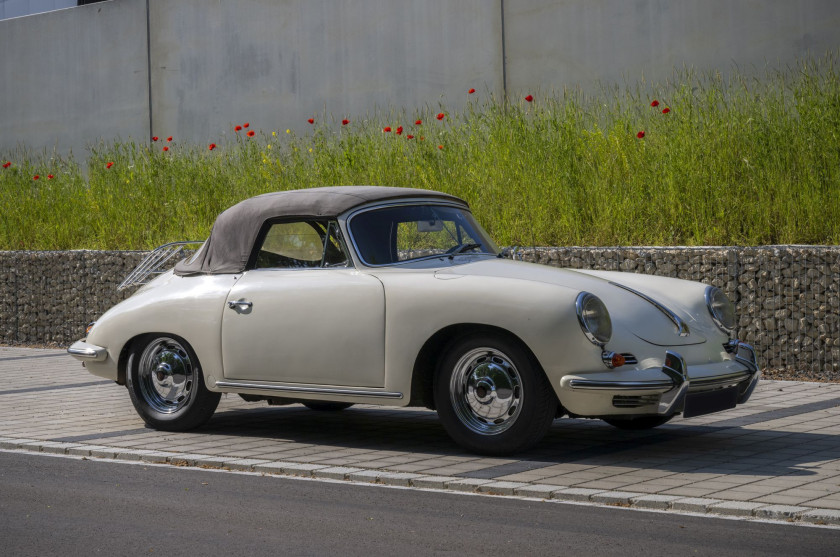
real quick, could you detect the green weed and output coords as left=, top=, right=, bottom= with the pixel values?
left=2, top=56, right=838, bottom=250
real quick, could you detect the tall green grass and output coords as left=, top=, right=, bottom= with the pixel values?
left=2, top=56, right=839, bottom=250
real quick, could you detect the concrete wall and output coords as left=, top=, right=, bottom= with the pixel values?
left=2, top=0, right=839, bottom=156
left=147, top=0, right=501, bottom=144
left=2, top=247, right=838, bottom=379
left=0, top=0, right=148, bottom=158
left=503, top=0, right=840, bottom=92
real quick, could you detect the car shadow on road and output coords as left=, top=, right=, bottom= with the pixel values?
left=193, top=403, right=840, bottom=478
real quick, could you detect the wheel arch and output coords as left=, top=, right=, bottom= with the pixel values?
left=409, top=323, right=549, bottom=409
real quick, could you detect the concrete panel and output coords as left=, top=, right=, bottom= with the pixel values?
left=147, top=0, right=503, bottom=144
left=0, top=0, right=148, bottom=158
left=504, top=0, right=840, bottom=92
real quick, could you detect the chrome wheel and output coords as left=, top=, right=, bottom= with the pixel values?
left=137, top=337, right=195, bottom=414
left=449, top=347, right=523, bottom=435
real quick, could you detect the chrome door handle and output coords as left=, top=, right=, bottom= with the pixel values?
left=227, top=300, right=253, bottom=310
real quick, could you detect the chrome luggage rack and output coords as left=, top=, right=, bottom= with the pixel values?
left=117, top=241, right=203, bottom=291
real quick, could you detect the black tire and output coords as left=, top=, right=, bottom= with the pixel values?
left=126, top=335, right=221, bottom=431
left=434, top=334, right=557, bottom=455
left=302, top=401, right=354, bottom=412
left=602, top=415, right=673, bottom=430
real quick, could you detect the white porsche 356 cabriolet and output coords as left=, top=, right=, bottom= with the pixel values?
left=69, top=186, right=759, bottom=455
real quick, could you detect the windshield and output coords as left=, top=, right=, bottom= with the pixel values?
left=348, top=204, right=499, bottom=266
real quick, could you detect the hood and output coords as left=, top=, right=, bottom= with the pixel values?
left=436, top=258, right=715, bottom=346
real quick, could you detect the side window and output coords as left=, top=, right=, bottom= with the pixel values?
left=254, top=220, right=350, bottom=269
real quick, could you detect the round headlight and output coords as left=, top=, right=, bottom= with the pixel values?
left=706, top=286, right=736, bottom=333
left=576, top=292, right=612, bottom=346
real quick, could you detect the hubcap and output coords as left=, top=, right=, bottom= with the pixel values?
left=137, top=338, right=194, bottom=414
left=450, top=347, right=523, bottom=435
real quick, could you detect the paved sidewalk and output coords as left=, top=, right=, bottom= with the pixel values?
left=3, top=346, right=840, bottom=526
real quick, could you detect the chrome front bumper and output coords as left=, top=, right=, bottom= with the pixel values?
left=567, top=342, right=760, bottom=417
left=67, top=340, right=108, bottom=362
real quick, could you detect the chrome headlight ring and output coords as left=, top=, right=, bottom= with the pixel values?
left=705, top=286, right=736, bottom=334
left=575, top=292, right=612, bottom=347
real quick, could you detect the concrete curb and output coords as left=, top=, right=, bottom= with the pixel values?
left=3, top=438, right=839, bottom=527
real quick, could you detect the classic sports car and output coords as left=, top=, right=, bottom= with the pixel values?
left=69, top=186, right=760, bottom=455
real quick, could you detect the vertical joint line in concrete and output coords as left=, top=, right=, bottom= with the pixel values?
left=145, top=0, right=153, bottom=141
left=500, top=0, right=507, bottom=99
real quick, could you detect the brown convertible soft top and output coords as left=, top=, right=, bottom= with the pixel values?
left=173, top=186, right=467, bottom=275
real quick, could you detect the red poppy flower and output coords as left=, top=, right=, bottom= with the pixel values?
left=468, top=88, right=476, bottom=94
left=163, top=146, right=169, bottom=151
left=307, top=118, right=315, bottom=124
left=47, top=174, right=54, bottom=179
left=406, top=134, right=414, bottom=140
left=243, top=123, right=250, bottom=128
left=415, top=119, right=422, bottom=125
left=235, top=125, right=242, bottom=132
left=436, top=113, right=445, bottom=120
left=383, top=126, right=392, bottom=133
left=247, top=130, right=255, bottom=137
left=152, top=136, right=159, bottom=142
left=637, top=131, right=645, bottom=139
left=208, top=143, right=217, bottom=151
left=396, top=126, right=403, bottom=135
left=2, top=162, right=10, bottom=168
left=651, top=100, right=660, bottom=107
left=341, top=119, right=350, bottom=126
left=166, top=136, right=173, bottom=142
left=33, top=175, right=39, bottom=180
left=419, top=136, right=425, bottom=141
left=437, top=145, right=443, bottom=150
left=106, top=162, right=114, bottom=169
left=662, top=107, right=671, bottom=114
left=525, top=95, right=533, bottom=102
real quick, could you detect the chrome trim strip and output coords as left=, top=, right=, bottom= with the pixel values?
left=569, top=379, right=674, bottom=391
left=67, top=341, right=108, bottom=362
left=609, top=282, right=690, bottom=337
left=214, top=380, right=404, bottom=400
left=689, top=370, right=751, bottom=388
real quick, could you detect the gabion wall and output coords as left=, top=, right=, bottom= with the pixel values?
left=1, top=247, right=838, bottom=378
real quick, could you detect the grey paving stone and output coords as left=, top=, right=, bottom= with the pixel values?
left=348, top=470, right=382, bottom=483
left=514, top=484, right=567, bottom=499
left=88, top=447, right=118, bottom=458
left=224, top=458, right=272, bottom=471
left=476, top=481, right=529, bottom=496
left=313, top=466, right=364, bottom=480
left=552, top=488, right=605, bottom=502
left=631, top=495, right=682, bottom=510
left=448, top=478, right=494, bottom=493
left=37, top=442, right=71, bottom=455
left=800, top=508, right=840, bottom=525
left=410, top=476, right=461, bottom=490
left=140, top=451, right=179, bottom=464
left=114, top=449, right=146, bottom=461
left=671, top=498, right=724, bottom=512
left=591, top=491, right=644, bottom=506
left=377, top=472, right=425, bottom=487
left=753, top=505, right=810, bottom=520
left=708, top=501, right=766, bottom=517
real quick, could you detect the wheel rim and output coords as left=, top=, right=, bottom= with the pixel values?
left=137, top=337, right=194, bottom=414
left=449, top=347, right=523, bottom=435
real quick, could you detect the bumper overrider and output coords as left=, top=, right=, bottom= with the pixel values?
left=564, top=342, right=760, bottom=418
left=67, top=340, right=108, bottom=362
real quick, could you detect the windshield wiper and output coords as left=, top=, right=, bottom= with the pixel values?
left=447, top=243, right=482, bottom=259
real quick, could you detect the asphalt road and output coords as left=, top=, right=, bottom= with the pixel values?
left=1, top=451, right=838, bottom=556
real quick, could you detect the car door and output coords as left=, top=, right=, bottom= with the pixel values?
left=220, top=219, right=386, bottom=387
